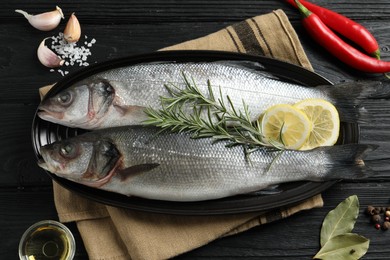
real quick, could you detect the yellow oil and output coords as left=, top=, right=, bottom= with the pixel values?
left=21, top=226, right=71, bottom=260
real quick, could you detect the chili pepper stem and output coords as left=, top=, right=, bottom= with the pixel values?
left=294, top=0, right=311, bottom=17
left=373, top=50, right=381, bottom=60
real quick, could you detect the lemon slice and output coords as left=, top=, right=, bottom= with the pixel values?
left=294, top=98, right=340, bottom=150
left=261, top=104, right=312, bottom=150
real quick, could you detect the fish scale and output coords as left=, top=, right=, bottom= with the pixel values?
left=39, top=60, right=390, bottom=129
left=38, top=61, right=336, bottom=129
left=39, top=126, right=375, bottom=201
left=36, top=58, right=388, bottom=201
left=100, top=62, right=320, bottom=109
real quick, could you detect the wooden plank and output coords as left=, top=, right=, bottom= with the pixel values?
left=2, top=182, right=390, bottom=259
left=0, top=103, right=52, bottom=187
left=4, top=0, right=390, bottom=24
left=0, top=188, right=87, bottom=259
left=178, top=182, right=390, bottom=259
left=1, top=1, right=390, bottom=259
left=2, top=19, right=390, bottom=104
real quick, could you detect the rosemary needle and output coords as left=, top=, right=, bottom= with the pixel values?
left=143, top=73, right=276, bottom=151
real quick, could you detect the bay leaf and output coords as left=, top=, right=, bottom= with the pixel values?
left=320, top=195, right=359, bottom=247
left=313, top=233, right=369, bottom=260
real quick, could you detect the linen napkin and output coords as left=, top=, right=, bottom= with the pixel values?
left=41, top=9, right=323, bottom=260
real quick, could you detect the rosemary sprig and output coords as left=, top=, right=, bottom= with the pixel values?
left=143, top=73, right=281, bottom=150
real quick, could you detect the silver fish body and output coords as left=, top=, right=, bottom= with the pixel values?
left=38, top=60, right=386, bottom=129
left=38, top=126, right=374, bottom=202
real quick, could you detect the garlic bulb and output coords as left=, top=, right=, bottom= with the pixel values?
left=15, top=6, right=64, bottom=31
left=64, top=13, right=81, bottom=43
left=37, top=38, right=64, bottom=68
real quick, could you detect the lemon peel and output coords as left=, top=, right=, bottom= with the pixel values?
left=294, top=98, right=340, bottom=150
left=261, top=104, right=312, bottom=150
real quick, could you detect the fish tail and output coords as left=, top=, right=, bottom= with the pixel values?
left=321, top=81, right=390, bottom=124
left=315, top=144, right=378, bottom=180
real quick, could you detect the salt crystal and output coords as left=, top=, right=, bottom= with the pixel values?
left=47, top=32, right=96, bottom=76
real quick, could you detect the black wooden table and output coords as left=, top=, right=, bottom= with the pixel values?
left=1, top=1, right=390, bottom=259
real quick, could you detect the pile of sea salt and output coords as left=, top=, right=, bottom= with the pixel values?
left=49, top=32, right=96, bottom=76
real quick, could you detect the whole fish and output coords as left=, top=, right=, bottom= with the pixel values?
left=37, top=60, right=390, bottom=129
left=38, top=126, right=375, bottom=202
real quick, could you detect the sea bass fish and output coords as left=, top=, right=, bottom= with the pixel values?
left=38, top=126, right=375, bottom=202
left=37, top=60, right=390, bottom=129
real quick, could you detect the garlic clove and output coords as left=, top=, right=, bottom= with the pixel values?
left=15, top=6, right=64, bottom=31
left=37, top=38, right=65, bottom=68
left=64, top=13, right=81, bottom=43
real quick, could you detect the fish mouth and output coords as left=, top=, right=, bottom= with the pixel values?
left=37, top=158, right=67, bottom=178
left=37, top=159, right=49, bottom=171
left=37, top=107, right=65, bottom=120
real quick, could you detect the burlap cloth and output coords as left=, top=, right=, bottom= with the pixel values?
left=42, top=9, right=323, bottom=260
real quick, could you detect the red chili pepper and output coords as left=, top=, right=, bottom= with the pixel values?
left=286, top=0, right=380, bottom=59
left=294, top=0, right=390, bottom=73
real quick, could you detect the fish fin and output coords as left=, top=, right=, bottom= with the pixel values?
left=246, top=185, right=283, bottom=196
left=310, top=144, right=378, bottom=181
left=214, top=61, right=285, bottom=80
left=318, top=81, right=390, bottom=123
left=116, top=163, right=160, bottom=181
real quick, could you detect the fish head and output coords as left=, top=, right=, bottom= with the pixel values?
left=38, top=136, right=121, bottom=187
left=38, top=79, right=115, bottom=129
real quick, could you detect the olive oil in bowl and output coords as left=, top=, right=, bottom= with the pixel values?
left=19, top=220, right=75, bottom=260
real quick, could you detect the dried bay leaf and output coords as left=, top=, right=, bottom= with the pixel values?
left=313, top=233, right=369, bottom=260
left=320, top=195, right=359, bottom=247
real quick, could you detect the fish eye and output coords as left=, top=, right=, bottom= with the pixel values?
left=60, top=143, right=77, bottom=158
left=57, top=91, right=73, bottom=106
